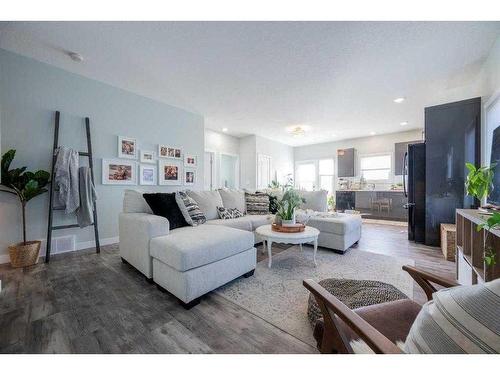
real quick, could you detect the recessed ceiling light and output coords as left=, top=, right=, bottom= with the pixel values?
left=222, top=128, right=228, bottom=132
left=400, top=121, right=409, bottom=126
left=393, top=97, right=405, bottom=104
left=370, top=131, right=377, bottom=136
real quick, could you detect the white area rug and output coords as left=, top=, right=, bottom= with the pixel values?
left=215, top=246, right=415, bottom=346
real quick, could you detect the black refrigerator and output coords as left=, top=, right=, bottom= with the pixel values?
left=403, top=143, right=426, bottom=243
left=403, top=98, right=481, bottom=246
left=424, top=98, right=481, bottom=246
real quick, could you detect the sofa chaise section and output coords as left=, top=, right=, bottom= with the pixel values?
left=150, top=225, right=256, bottom=307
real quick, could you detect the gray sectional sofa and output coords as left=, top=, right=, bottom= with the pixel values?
left=118, top=189, right=361, bottom=309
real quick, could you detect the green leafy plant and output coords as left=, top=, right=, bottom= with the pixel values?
left=327, top=195, right=335, bottom=211
left=477, top=212, right=500, bottom=266
left=1, top=150, right=50, bottom=245
left=276, top=189, right=305, bottom=221
left=465, top=162, right=496, bottom=201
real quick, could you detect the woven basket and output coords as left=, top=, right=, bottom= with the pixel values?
left=8, top=240, right=41, bottom=268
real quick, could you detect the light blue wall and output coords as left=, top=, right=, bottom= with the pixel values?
left=0, top=49, right=204, bottom=258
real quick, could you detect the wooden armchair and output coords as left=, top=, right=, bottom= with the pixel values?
left=303, top=265, right=460, bottom=354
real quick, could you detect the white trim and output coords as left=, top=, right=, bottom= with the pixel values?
left=0, top=236, right=120, bottom=265
left=75, top=236, right=119, bottom=251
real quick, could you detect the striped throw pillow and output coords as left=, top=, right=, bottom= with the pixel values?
left=217, top=206, right=244, bottom=220
left=404, top=279, right=500, bottom=354
left=175, top=191, right=206, bottom=226
left=245, top=192, right=270, bottom=215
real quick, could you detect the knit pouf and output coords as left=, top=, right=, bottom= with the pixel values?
left=307, top=278, right=408, bottom=327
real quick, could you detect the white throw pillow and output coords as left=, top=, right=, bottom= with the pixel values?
left=123, top=189, right=153, bottom=214
left=186, top=190, right=224, bottom=220
left=218, top=189, right=246, bottom=213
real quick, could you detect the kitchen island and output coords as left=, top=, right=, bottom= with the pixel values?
left=336, top=189, right=408, bottom=221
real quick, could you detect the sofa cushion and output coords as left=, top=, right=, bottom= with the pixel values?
left=143, top=193, right=188, bottom=230
left=245, top=191, right=270, bottom=215
left=123, top=189, right=153, bottom=214
left=307, top=213, right=361, bottom=235
left=175, top=191, right=206, bottom=226
left=206, top=217, right=253, bottom=232
left=299, top=190, right=328, bottom=212
left=218, top=189, right=246, bottom=213
left=187, top=190, right=224, bottom=220
left=248, top=214, right=274, bottom=231
left=150, top=225, right=254, bottom=272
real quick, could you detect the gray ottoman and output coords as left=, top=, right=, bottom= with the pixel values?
left=307, top=214, right=362, bottom=253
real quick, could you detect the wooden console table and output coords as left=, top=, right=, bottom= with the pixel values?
left=455, top=209, right=500, bottom=285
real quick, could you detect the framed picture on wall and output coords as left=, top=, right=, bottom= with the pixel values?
left=139, top=164, right=157, bottom=185
left=184, top=169, right=196, bottom=186
left=140, top=150, right=155, bottom=163
left=158, top=144, right=182, bottom=159
left=102, top=159, right=137, bottom=185
left=158, top=159, right=182, bottom=185
left=118, top=136, right=137, bottom=159
left=184, top=154, right=197, bottom=167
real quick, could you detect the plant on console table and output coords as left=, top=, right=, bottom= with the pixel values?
left=276, top=188, right=305, bottom=227
left=464, top=162, right=498, bottom=267
left=1, top=149, right=50, bottom=268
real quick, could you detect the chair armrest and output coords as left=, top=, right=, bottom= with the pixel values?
left=303, top=279, right=403, bottom=354
left=402, top=265, right=459, bottom=301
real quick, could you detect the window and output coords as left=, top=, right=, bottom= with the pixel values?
left=360, top=154, right=391, bottom=181
left=318, top=159, right=335, bottom=195
left=257, top=154, right=271, bottom=189
left=295, top=162, right=316, bottom=191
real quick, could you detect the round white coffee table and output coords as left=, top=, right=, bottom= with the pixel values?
left=255, top=224, right=320, bottom=268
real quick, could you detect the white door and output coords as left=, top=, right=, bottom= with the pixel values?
left=204, top=151, right=215, bottom=190
left=257, top=154, right=271, bottom=189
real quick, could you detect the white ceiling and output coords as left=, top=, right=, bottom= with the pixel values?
left=0, top=21, right=499, bottom=146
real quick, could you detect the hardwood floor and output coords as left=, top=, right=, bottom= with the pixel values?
left=0, top=222, right=455, bottom=353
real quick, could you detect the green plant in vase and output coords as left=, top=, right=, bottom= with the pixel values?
left=1, top=150, right=50, bottom=267
left=464, top=162, right=497, bottom=267
left=276, top=188, right=305, bottom=226
left=465, top=163, right=495, bottom=202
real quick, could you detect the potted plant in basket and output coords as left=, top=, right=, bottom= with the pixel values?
left=1, top=150, right=50, bottom=267
left=276, top=188, right=305, bottom=227
left=464, top=162, right=499, bottom=267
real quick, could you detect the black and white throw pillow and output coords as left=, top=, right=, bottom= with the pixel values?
left=175, top=191, right=207, bottom=226
left=245, top=191, right=270, bottom=215
left=143, top=193, right=188, bottom=230
left=217, top=206, right=244, bottom=220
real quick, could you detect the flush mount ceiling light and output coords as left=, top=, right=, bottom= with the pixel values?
left=393, top=97, right=405, bottom=104
left=67, top=51, right=84, bottom=62
left=370, top=131, right=377, bottom=136
left=286, top=125, right=311, bottom=137
left=222, top=128, right=228, bottom=132
left=400, top=121, right=409, bottom=126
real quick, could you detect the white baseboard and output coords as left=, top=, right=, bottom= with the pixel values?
left=0, top=236, right=120, bottom=265
left=76, top=236, right=119, bottom=251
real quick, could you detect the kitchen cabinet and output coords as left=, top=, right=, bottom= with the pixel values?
left=337, top=148, right=355, bottom=177
left=335, top=190, right=408, bottom=221
left=394, top=140, right=421, bottom=176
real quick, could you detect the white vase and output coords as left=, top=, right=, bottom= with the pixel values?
left=281, top=216, right=296, bottom=227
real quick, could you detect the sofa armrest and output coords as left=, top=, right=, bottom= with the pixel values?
left=119, top=213, right=169, bottom=278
